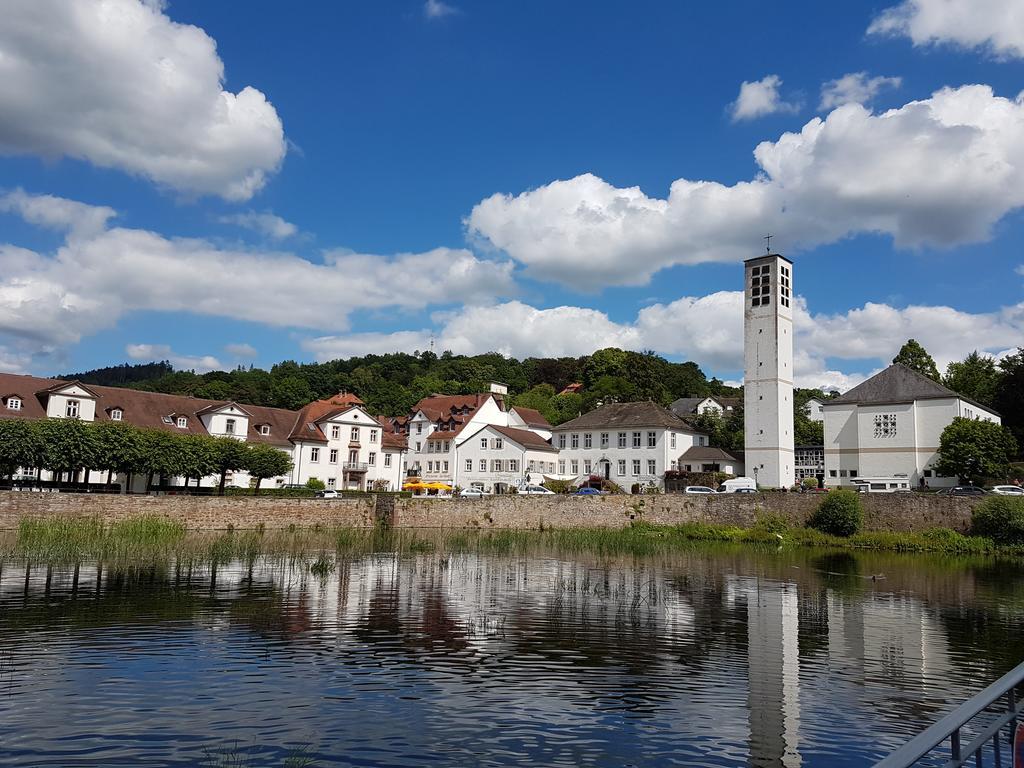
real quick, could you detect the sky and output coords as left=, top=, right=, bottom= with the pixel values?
left=0, top=0, right=1023, bottom=391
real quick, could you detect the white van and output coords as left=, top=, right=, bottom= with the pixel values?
left=850, top=477, right=912, bottom=493
left=717, top=477, right=757, bottom=493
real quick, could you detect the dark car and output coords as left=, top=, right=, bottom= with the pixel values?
left=948, top=485, right=987, bottom=497
left=575, top=487, right=603, bottom=496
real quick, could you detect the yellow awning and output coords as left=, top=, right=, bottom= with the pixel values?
left=424, top=482, right=453, bottom=490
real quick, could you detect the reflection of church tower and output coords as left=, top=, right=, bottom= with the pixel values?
left=746, top=578, right=801, bottom=768
left=744, top=253, right=795, bottom=488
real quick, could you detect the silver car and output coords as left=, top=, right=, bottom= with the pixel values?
left=991, top=485, right=1024, bottom=496
left=684, top=486, right=716, bottom=494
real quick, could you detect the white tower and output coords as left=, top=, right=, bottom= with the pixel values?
left=744, top=253, right=795, bottom=488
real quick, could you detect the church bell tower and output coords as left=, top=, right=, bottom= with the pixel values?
left=743, top=253, right=795, bottom=489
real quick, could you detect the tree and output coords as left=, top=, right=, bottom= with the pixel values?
left=944, top=351, right=1001, bottom=408
left=92, top=421, right=146, bottom=489
left=0, top=419, right=41, bottom=480
left=138, top=429, right=187, bottom=489
left=244, top=444, right=294, bottom=494
left=994, top=348, right=1024, bottom=452
left=690, top=409, right=744, bottom=453
left=935, top=417, right=1018, bottom=484
left=179, top=434, right=218, bottom=487
left=892, top=339, right=941, bottom=382
left=209, top=437, right=249, bottom=495
left=36, top=418, right=99, bottom=483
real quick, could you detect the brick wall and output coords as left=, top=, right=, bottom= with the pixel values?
left=0, top=490, right=979, bottom=533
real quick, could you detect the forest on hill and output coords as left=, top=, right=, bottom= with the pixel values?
left=62, top=348, right=740, bottom=425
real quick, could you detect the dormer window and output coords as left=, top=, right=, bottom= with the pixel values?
left=6, top=397, right=21, bottom=411
left=110, top=408, right=123, bottom=421
left=259, top=424, right=270, bottom=436
left=65, top=399, right=80, bottom=418
left=225, top=418, right=236, bottom=435
left=176, top=416, right=187, bottom=428
left=162, top=415, right=174, bottom=424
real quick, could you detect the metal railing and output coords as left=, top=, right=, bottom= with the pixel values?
left=343, top=462, right=370, bottom=472
left=874, top=660, right=1024, bottom=767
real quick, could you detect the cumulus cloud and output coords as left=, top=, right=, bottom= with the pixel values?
left=730, top=75, right=800, bottom=121
left=0, top=191, right=516, bottom=356
left=126, top=343, right=222, bottom=373
left=468, top=85, right=1024, bottom=289
left=218, top=211, right=298, bottom=240
left=819, top=72, right=902, bottom=110
left=424, top=0, right=458, bottom=19
left=869, top=0, right=1024, bottom=59
left=0, top=188, right=115, bottom=238
left=301, top=292, right=1024, bottom=393
left=0, top=0, right=286, bottom=200
left=224, top=342, right=258, bottom=359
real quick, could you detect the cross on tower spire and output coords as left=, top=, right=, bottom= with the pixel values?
left=763, top=234, right=772, bottom=253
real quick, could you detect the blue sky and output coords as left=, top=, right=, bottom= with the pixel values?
left=1, top=0, right=1022, bottom=390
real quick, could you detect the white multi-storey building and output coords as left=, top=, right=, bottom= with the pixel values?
left=551, top=402, right=709, bottom=492
left=823, top=363, right=1000, bottom=489
left=802, top=397, right=825, bottom=423
left=743, top=253, right=796, bottom=489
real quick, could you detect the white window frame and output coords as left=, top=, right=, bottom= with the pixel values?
left=647, top=459, right=656, bottom=476
left=370, top=429, right=378, bottom=443
left=329, top=449, right=339, bottom=464
left=351, top=427, right=359, bottom=441
left=618, top=432, right=627, bottom=448
left=632, top=459, right=641, bottom=475
left=66, top=399, right=80, bottom=418
left=557, top=434, right=566, bottom=449
left=600, top=432, right=609, bottom=448
left=331, top=425, right=341, bottom=440
left=310, top=447, right=320, bottom=463
left=584, top=433, right=592, bottom=449
left=570, top=460, right=578, bottom=474
left=384, top=453, right=392, bottom=468
left=481, top=438, right=488, bottom=450
left=176, top=416, right=187, bottom=428
left=259, top=424, right=270, bottom=435
left=110, top=408, right=122, bottom=421
left=618, top=460, right=626, bottom=476
left=479, top=459, right=487, bottom=471
left=465, top=459, right=472, bottom=472
left=632, top=432, right=641, bottom=448
left=8, top=398, right=22, bottom=411
left=369, top=452, right=376, bottom=466
left=647, top=431, right=657, bottom=448
left=225, top=418, right=235, bottom=435
left=571, top=434, right=579, bottom=449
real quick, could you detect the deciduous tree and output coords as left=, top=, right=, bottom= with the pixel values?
left=935, top=417, right=1018, bottom=484
left=892, top=339, right=941, bottom=382
left=244, top=443, right=293, bottom=494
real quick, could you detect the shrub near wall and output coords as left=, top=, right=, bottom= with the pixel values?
left=971, top=496, right=1024, bottom=545
left=807, top=489, right=863, bottom=537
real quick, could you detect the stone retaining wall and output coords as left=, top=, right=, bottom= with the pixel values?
left=0, top=490, right=980, bottom=533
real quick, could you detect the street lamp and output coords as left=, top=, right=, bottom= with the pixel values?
left=753, top=465, right=759, bottom=489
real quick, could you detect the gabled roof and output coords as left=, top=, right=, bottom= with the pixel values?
left=460, top=422, right=557, bottom=453
left=828, top=364, right=999, bottom=414
left=509, top=406, right=552, bottom=430
left=669, top=397, right=705, bottom=416
left=37, top=379, right=101, bottom=398
left=553, top=401, right=704, bottom=432
left=411, top=393, right=491, bottom=422
left=195, top=401, right=254, bottom=417
left=287, top=395, right=381, bottom=443
left=679, top=446, right=739, bottom=462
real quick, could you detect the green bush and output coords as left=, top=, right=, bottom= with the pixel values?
left=801, top=476, right=819, bottom=490
left=807, top=489, right=863, bottom=537
left=305, top=477, right=326, bottom=491
left=971, top=496, right=1024, bottom=545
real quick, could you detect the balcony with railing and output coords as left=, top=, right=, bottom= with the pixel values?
left=343, top=462, right=370, bottom=473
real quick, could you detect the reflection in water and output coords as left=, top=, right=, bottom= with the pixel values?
left=1, top=544, right=1023, bottom=767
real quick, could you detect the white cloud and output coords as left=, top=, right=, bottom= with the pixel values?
left=0, top=191, right=516, bottom=356
left=126, top=343, right=222, bottom=373
left=218, top=211, right=298, bottom=240
left=302, top=292, right=1024, bottom=393
left=0, top=0, right=286, bottom=200
left=730, top=75, right=800, bottom=121
left=224, top=342, right=258, bottom=359
left=0, top=188, right=115, bottom=238
left=468, top=85, right=1024, bottom=289
left=819, top=72, right=902, bottom=110
left=424, top=0, right=457, bottom=19
left=869, top=0, right=1024, bottom=59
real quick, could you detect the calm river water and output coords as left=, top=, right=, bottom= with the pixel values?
left=1, top=538, right=1023, bottom=767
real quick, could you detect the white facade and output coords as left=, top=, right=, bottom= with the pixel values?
left=743, top=254, right=796, bottom=489
left=823, top=394, right=1000, bottom=489
left=552, top=418, right=707, bottom=492
left=44, top=383, right=98, bottom=421
left=803, top=398, right=825, bottom=423
left=449, top=424, right=558, bottom=493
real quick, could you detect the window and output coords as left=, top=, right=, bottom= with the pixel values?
left=558, top=460, right=566, bottom=474
left=348, top=450, right=358, bottom=463
left=162, top=415, right=173, bottom=424
left=528, top=461, right=536, bottom=471
left=427, top=461, right=434, bottom=472
left=370, top=429, right=378, bottom=443
left=331, top=425, right=341, bottom=440
left=443, top=441, right=450, bottom=452
left=618, top=432, right=627, bottom=448
left=618, top=460, right=626, bottom=476
left=66, top=399, right=80, bottom=418
left=583, top=460, right=592, bottom=474
left=571, top=434, right=579, bottom=449
left=647, top=431, right=657, bottom=448
left=829, top=469, right=837, bottom=477
left=670, top=432, right=676, bottom=449
left=466, top=459, right=473, bottom=472
left=557, top=434, right=566, bottom=449
left=259, top=424, right=270, bottom=435
left=176, top=416, right=187, bottom=428
left=440, top=459, right=445, bottom=471
left=416, top=423, right=423, bottom=434
left=850, top=470, right=858, bottom=478
left=384, top=453, right=392, bottom=467
left=480, top=459, right=487, bottom=472
left=329, top=449, right=339, bottom=463
left=632, top=432, right=641, bottom=448
left=327, top=478, right=336, bottom=489
left=600, top=432, right=609, bottom=448
left=7, top=397, right=22, bottom=411
left=225, top=418, right=235, bottom=435
left=494, top=438, right=503, bottom=450
left=570, top=460, right=579, bottom=474
left=698, top=436, right=706, bottom=446
left=509, top=459, right=519, bottom=473
left=648, top=460, right=656, bottom=476
left=415, top=441, right=421, bottom=451
left=481, top=438, right=488, bottom=450
left=632, top=460, right=641, bottom=475
left=839, top=469, right=848, bottom=477
left=492, top=459, right=503, bottom=472
left=311, top=447, right=320, bottom=462
left=351, top=427, right=360, bottom=441
left=584, top=433, right=592, bottom=449
left=110, top=408, right=123, bottom=421
left=873, top=413, right=897, bottom=439
left=924, top=469, right=933, bottom=478
left=751, top=264, right=770, bottom=307
left=780, top=265, right=791, bottom=308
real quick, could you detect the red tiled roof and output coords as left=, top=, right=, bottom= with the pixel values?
left=381, top=431, right=408, bottom=450
left=558, top=383, right=583, bottom=396
left=510, top=406, right=552, bottom=430
left=287, top=394, right=380, bottom=443
left=411, top=393, right=490, bottom=422
left=489, top=425, right=557, bottom=453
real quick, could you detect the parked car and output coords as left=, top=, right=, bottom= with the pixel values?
left=990, top=485, right=1024, bottom=496
left=947, top=485, right=987, bottom=497
left=734, top=488, right=758, bottom=494
left=575, top=487, right=604, bottom=496
left=459, top=488, right=492, bottom=499
left=684, top=486, right=716, bottom=494
left=717, top=477, right=757, bottom=493
left=519, top=485, right=555, bottom=495
left=315, top=489, right=339, bottom=499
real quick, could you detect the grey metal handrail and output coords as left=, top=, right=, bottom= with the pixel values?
left=874, top=660, right=1024, bottom=767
